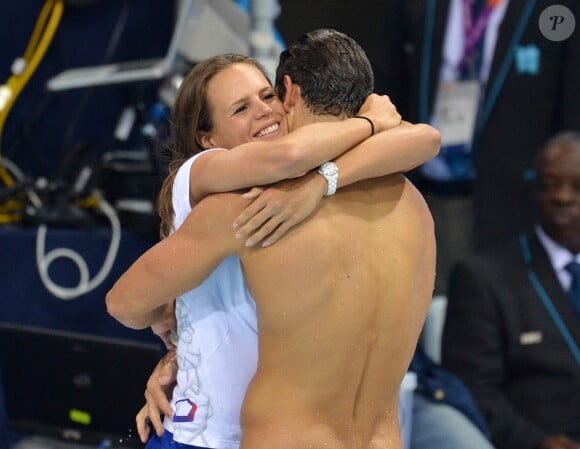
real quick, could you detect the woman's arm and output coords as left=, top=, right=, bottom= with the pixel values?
left=232, top=121, right=440, bottom=246
left=335, top=121, right=441, bottom=188
left=187, top=94, right=399, bottom=204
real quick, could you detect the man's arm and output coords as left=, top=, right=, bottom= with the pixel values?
left=106, top=192, right=245, bottom=329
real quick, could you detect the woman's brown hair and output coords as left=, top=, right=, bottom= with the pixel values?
left=158, top=54, right=269, bottom=239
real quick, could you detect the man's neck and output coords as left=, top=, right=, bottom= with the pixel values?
left=297, top=109, right=343, bottom=128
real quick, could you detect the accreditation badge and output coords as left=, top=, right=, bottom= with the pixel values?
left=432, top=80, right=481, bottom=150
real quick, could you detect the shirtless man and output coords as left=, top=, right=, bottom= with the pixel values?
left=107, top=29, right=436, bottom=449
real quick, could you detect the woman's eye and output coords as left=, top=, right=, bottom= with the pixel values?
left=263, top=93, right=276, bottom=101
left=234, top=105, right=247, bottom=114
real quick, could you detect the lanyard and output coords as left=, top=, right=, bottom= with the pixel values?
left=458, top=0, right=500, bottom=74
left=519, top=233, right=580, bottom=367
left=420, top=0, right=537, bottom=132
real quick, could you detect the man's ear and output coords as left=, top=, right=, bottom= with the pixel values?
left=282, top=75, right=300, bottom=112
left=196, top=131, right=215, bottom=149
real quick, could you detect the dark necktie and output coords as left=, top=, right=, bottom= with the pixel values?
left=565, top=260, right=580, bottom=320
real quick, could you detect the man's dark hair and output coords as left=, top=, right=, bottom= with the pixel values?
left=275, top=29, right=374, bottom=118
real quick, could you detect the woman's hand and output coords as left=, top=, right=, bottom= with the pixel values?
left=357, top=94, right=401, bottom=134
left=234, top=171, right=327, bottom=247
left=136, top=348, right=178, bottom=443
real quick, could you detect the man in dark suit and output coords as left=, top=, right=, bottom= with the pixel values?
left=442, top=131, right=580, bottom=449
left=375, top=0, right=580, bottom=293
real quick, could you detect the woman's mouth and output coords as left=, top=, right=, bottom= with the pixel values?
left=255, top=123, right=279, bottom=138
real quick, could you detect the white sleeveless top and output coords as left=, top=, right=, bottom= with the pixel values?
left=163, top=151, right=258, bottom=449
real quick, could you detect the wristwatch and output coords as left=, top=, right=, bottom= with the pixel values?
left=317, top=161, right=339, bottom=196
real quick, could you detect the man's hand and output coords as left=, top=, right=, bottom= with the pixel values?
left=233, top=171, right=327, bottom=247
left=136, top=348, right=178, bottom=443
left=357, top=94, right=401, bottom=134
left=150, top=301, right=177, bottom=350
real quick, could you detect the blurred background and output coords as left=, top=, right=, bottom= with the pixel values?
left=0, top=0, right=391, bottom=345
left=0, top=1, right=578, bottom=449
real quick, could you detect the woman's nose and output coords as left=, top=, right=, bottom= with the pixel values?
left=255, top=100, right=273, bottom=118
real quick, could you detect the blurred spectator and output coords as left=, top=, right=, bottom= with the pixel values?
left=409, top=344, right=495, bottom=449
left=442, top=131, right=580, bottom=449
left=375, top=0, right=580, bottom=293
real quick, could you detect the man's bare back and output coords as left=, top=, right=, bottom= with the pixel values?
left=108, top=172, right=435, bottom=449
left=236, top=174, right=435, bottom=449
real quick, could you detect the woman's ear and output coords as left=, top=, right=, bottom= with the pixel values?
left=196, top=131, right=215, bottom=149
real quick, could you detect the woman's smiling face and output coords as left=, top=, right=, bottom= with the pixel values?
left=197, top=63, right=288, bottom=150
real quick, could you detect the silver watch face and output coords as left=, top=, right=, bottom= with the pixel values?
left=322, top=163, right=338, bottom=176
left=319, top=162, right=338, bottom=195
